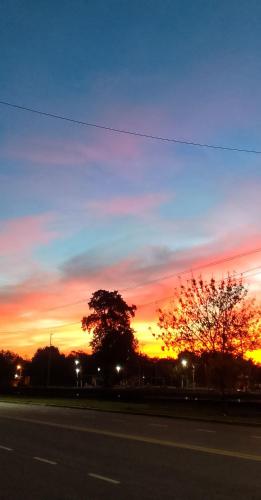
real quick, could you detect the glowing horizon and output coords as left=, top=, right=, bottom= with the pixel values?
left=0, top=262, right=260, bottom=363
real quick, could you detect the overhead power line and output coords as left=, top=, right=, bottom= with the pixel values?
left=0, top=264, right=260, bottom=336
left=41, top=246, right=261, bottom=313
left=0, top=321, right=80, bottom=335
left=121, top=247, right=261, bottom=292
left=39, top=246, right=261, bottom=313
left=1, top=99, right=261, bottom=154
left=0, top=252, right=260, bottom=336
left=1, top=246, right=259, bottom=334
left=137, top=265, right=261, bottom=310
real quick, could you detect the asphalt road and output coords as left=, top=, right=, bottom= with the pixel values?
left=0, top=402, right=260, bottom=500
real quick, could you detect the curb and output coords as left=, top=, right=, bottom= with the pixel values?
left=1, top=398, right=260, bottom=428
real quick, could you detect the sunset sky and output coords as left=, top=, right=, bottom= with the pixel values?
left=0, top=1, right=260, bottom=361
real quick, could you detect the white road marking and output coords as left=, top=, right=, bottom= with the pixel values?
left=34, top=456, right=57, bottom=465
left=3, top=415, right=261, bottom=462
left=88, top=473, right=120, bottom=484
left=0, top=445, right=13, bottom=451
left=252, top=435, right=261, bottom=439
left=196, top=428, right=216, bottom=433
left=149, top=423, right=168, bottom=428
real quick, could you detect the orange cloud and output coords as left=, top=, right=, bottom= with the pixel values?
left=0, top=232, right=260, bottom=361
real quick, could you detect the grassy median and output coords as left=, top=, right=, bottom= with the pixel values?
left=0, top=394, right=260, bottom=426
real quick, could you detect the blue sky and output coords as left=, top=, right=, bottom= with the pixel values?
left=0, top=0, right=260, bottom=356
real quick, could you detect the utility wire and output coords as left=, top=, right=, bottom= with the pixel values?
left=1, top=99, right=261, bottom=154
left=0, top=247, right=258, bottom=337
left=1, top=262, right=260, bottom=335
left=137, top=265, right=261, bottom=310
left=40, top=246, right=261, bottom=313
left=0, top=321, right=80, bottom=335
left=121, top=247, right=261, bottom=292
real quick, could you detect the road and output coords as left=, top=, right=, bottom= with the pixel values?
left=0, top=402, right=260, bottom=499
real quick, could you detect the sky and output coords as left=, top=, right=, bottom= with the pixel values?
left=0, top=0, right=260, bottom=361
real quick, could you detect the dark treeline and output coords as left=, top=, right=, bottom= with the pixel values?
left=1, top=347, right=261, bottom=392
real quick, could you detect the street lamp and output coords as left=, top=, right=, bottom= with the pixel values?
left=15, top=364, right=22, bottom=383
left=75, top=367, right=80, bottom=387
left=181, top=359, right=188, bottom=389
left=97, top=367, right=101, bottom=373
left=115, top=365, right=121, bottom=373
left=16, top=364, right=22, bottom=378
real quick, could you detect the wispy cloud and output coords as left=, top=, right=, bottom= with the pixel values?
left=0, top=230, right=260, bottom=357
left=0, top=214, right=57, bottom=256
left=86, top=193, right=171, bottom=217
left=3, top=133, right=142, bottom=168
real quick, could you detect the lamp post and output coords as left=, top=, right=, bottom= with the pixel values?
left=115, top=365, right=122, bottom=385
left=75, top=367, right=80, bottom=387
left=75, top=360, right=80, bottom=387
left=181, top=359, right=188, bottom=389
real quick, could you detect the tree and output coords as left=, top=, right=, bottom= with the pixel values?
left=0, top=350, right=23, bottom=387
left=30, top=346, right=68, bottom=386
left=155, top=276, right=261, bottom=359
left=66, top=351, right=96, bottom=386
left=82, top=290, right=138, bottom=379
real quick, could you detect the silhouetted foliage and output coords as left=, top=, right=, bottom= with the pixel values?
left=0, top=350, right=23, bottom=387
left=155, top=276, right=261, bottom=357
left=30, top=346, right=68, bottom=386
left=82, top=290, right=138, bottom=382
left=197, top=352, right=250, bottom=391
left=1, top=344, right=259, bottom=391
left=66, top=351, right=98, bottom=386
left=154, top=276, right=261, bottom=393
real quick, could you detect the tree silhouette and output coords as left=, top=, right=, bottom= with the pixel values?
left=30, top=346, right=68, bottom=386
left=0, top=350, right=23, bottom=387
left=82, top=290, right=138, bottom=376
left=155, top=276, right=261, bottom=358
left=154, top=276, right=261, bottom=393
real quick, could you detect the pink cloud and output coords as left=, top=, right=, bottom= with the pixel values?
left=86, top=193, right=170, bottom=217
left=3, top=133, right=142, bottom=167
left=0, top=229, right=260, bottom=357
left=2, top=101, right=183, bottom=179
left=0, top=214, right=57, bottom=256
